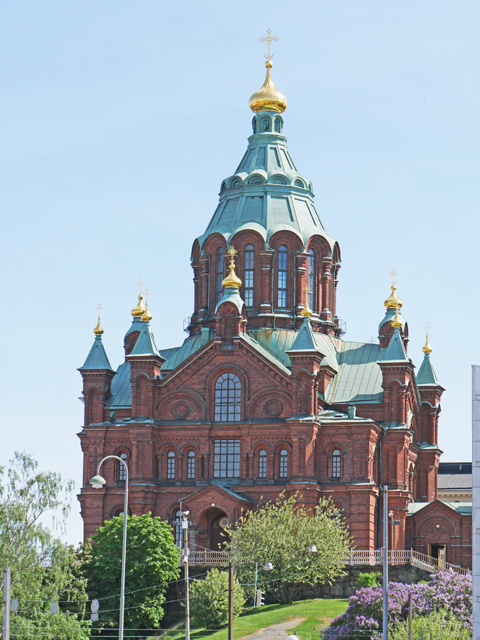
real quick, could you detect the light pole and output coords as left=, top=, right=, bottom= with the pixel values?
left=382, top=484, right=389, bottom=640
left=90, top=455, right=129, bottom=640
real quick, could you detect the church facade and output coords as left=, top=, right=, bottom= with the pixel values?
left=77, top=57, right=471, bottom=567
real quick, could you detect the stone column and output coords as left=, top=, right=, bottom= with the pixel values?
left=199, top=255, right=209, bottom=318
left=259, top=250, right=274, bottom=314
left=295, top=252, right=309, bottom=316
left=321, top=257, right=333, bottom=321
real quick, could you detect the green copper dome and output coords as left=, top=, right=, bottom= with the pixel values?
left=197, top=111, right=336, bottom=250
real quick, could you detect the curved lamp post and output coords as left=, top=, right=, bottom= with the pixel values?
left=89, top=455, right=129, bottom=640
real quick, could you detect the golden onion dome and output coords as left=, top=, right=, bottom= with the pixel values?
left=391, top=305, right=402, bottom=329
left=93, top=314, right=104, bottom=336
left=384, top=284, right=403, bottom=309
left=249, top=60, right=287, bottom=114
left=142, top=299, right=152, bottom=322
left=131, top=293, right=145, bottom=318
left=222, top=264, right=242, bottom=289
left=301, top=303, right=313, bottom=318
left=422, top=332, right=432, bottom=355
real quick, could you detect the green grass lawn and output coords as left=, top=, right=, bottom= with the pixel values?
left=151, top=598, right=347, bottom=640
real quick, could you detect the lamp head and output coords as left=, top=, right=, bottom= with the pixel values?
left=89, top=474, right=106, bottom=489
left=308, top=544, right=318, bottom=554
left=263, top=562, right=274, bottom=571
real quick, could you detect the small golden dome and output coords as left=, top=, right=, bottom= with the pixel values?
left=249, top=61, right=287, bottom=114
left=301, top=304, right=313, bottom=318
left=93, top=314, right=104, bottom=336
left=391, top=305, right=402, bottom=329
left=423, top=332, right=432, bottom=355
left=385, top=284, right=403, bottom=309
left=142, top=299, right=152, bottom=322
left=222, top=265, right=242, bottom=289
left=131, top=293, right=145, bottom=318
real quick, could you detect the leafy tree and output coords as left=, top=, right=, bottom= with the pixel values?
left=390, top=608, right=471, bottom=640
left=190, top=568, right=245, bottom=629
left=358, top=571, right=381, bottom=588
left=224, top=492, right=352, bottom=603
left=0, top=451, right=90, bottom=638
left=85, top=513, right=180, bottom=635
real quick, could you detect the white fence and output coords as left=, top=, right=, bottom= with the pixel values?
left=186, top=548, right=470, bottom=575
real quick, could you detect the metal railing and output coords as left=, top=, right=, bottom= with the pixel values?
left=186, top=548, right=470, bottom=575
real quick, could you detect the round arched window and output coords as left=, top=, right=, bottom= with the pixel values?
left=214, top=373, right=241, bottom=422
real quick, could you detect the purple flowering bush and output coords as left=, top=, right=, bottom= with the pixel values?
left=320, top=571, right=472, bottom=639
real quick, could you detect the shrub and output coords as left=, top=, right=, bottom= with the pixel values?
left=190, top=568, right=246, bottom=629
left=390, top=608, right=471, bottom=639
left=320, top=571, right=472, bottom=639
left=358, top=572, right=381, bottom=588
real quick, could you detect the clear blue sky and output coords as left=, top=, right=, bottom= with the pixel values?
left=1, top=1, right=478, bottom=546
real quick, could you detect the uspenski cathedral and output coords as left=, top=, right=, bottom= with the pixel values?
left=77, top=44, right=471, bottom=568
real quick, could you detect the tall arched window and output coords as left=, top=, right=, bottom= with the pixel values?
left=216, top=247, right=225, bottom=303
left=119, top=453, right=127, bottom=481
left=214, top=373, right=241, bottom=422
left=308, top=249, right=315, bottom=310
left=332, top=449, right=341, bottom=478
left=167, top=451, right=175, bottom=480
left=244, top=244, right=254, bottom=306
left=187, top=451, right=196, bottom=480
left=279, top=449, right=288, bottom=478
left=258, top=449, right=267, bottom=478
left=174, top=510, right=182, bottom=547
left=277, top=245, right=288, bottom=308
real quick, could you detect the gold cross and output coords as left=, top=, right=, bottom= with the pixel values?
left=259, top=29, right=279, bottom=63
left=95, top=303, right=103, bottom=314
left=390, top=268, right=398, bottom=285
left=137, top=279, right=144, bottom=294
left=425, top=322, right=431, bottom=333
left=226, top=245, right=238, bottom=267
left=144, top=288, right=150, bottom=300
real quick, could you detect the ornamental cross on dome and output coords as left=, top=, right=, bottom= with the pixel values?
left=259, top=29, right=279, bottom=63
left=226, top=245, right=238, bottom=267
left=390, top=268, right=398, bottom=285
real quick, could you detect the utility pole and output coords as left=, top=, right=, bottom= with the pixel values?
left=182, top=510, right=190, bottom=640
left=382, top=485, right=388, bottom=640
left=3, top=567, right=11, bottom=640
left=228, top=562, right=234, bottom=640
left=408, top=591, right=413, bottom=640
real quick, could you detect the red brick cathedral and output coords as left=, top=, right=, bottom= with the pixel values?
left=78, top=58, right=471, bottom=566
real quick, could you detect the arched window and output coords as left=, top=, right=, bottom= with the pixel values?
left=187, top=451, right=195, bottom=480
left=277, top=245, right=288, bottom=308
left=214, top=373, right=241, bottom=422
left=167, top=451, right=175, bottom=480
left=244, top=244, right=254, bottom=306
left=279, top=449, right=288, bottom=478
left=216, top=247, right=225, bottom=303
left=118, top=453, right=128, bottom=481
left=258, top=450, right=267, bottom=478
left=332, top=449, right=341, bottom=478
left=274, top=118, right=281, bottom=133
left=308, top=249, right=315, bottom=310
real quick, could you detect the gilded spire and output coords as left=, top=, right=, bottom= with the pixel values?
left=222, top=245, right=242, bottom=289
left=93, top=303, right=104, bottom=335
left=391, top=304, right=402, bottom=329
left=131, top=279, right=146, bottom=317
left=423, top=324, right=432, bottom=354
left=142, top=290, right=153, bottom=322
left=384, top=269, right=403, bottom=309
left=301, top=285, right=313, bottom=317
left=249, top=30, right=287, bottom=114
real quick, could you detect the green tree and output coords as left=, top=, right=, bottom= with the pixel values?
left=389, top=608, right=471, bottom=640
left=190, top=568, right=245, bottom=629
left=0, top=451, right=90, bottom=638
left=224, top=493, right=352, bottom=603
left=85, top=513, right=180, bottom=635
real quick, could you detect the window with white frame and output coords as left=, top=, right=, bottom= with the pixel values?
left=279, top=449, right=288, bottom=478
left=244, top=244, right=254, bottom=306
left=332, top=449, right=341, bottom=478
left=167, top=451, right=175, bottom=480
left=187, top=451, right=195, bottom=480
left=277, top=245, right=288, bottom=308
left=119, top=452, right=127, bottom=481
left=214, top=373, right=241, bottom=422
left=214, top=440, right=240, bottom=478
left=258, top=450, right=267, bottom=478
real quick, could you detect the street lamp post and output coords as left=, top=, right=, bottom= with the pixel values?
left=90, top=455, right=129, bottom=640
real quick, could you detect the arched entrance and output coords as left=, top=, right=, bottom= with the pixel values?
left=209, top=511, right=230, bottom=550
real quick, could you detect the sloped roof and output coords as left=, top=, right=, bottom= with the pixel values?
left=416, top=353, right=440, bottom=385
left=106, top=361, right=132, bottom=408
left=129, top=321, right=160, bottom=357
left=287, top=317, right=321, bottom=353
left=79, top=336, right=114, bottom=372
left=381, top=327, right=408, bottom=362
left=408, top=501, right=472, bottom=516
